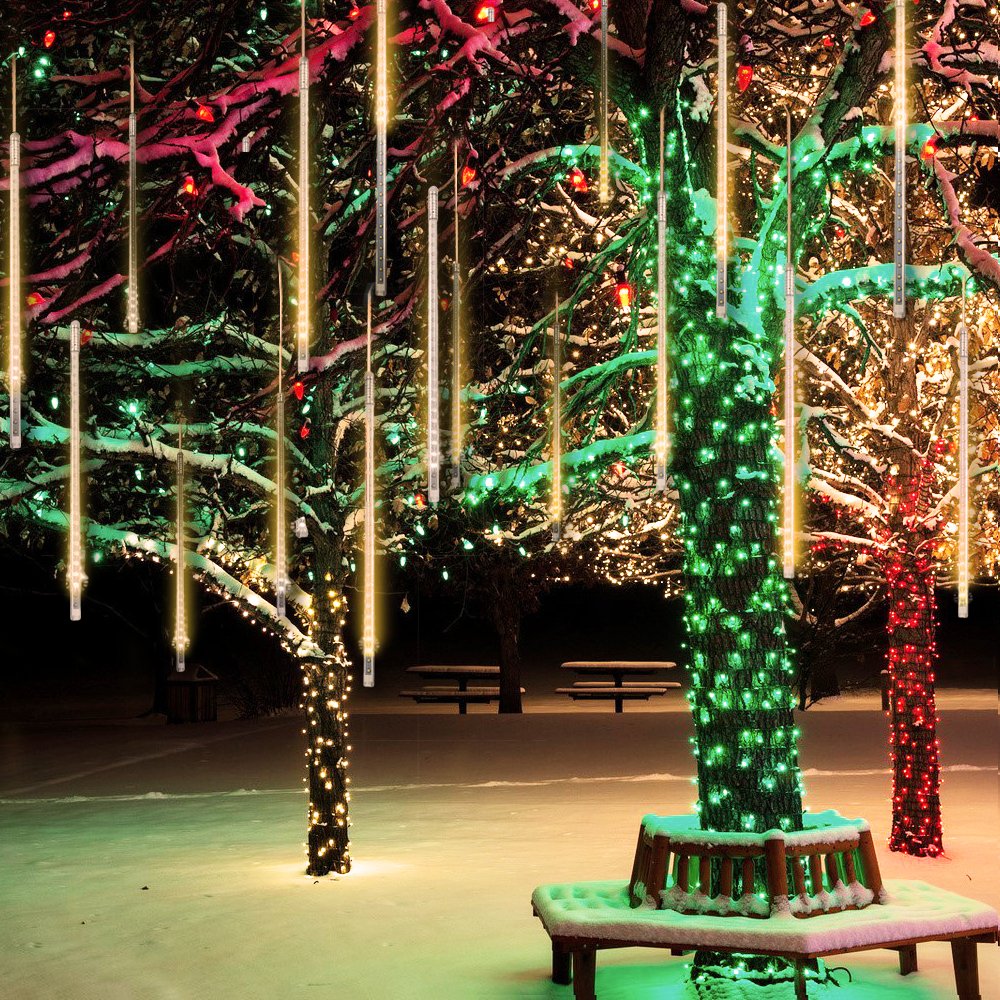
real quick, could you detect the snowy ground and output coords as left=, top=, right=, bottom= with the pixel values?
left=1, top=699, right=997, bottom=999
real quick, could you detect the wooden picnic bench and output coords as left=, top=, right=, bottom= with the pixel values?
left=400, top=665, right=517, bottom=714
left=557, top=661, right=679, bottom=713
left=532, top=812, right=999, bottom=999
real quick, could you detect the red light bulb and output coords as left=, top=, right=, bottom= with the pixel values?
left=196, top=105, right=215, bottom=123
left=736, top=64, right=753, bottom=92
left=460, top=165, right=477, bottom=187
left=43, top=30, right=56, bottom=48
left=567, top=167, right=588, bottom=193
left=859, top=10, right=877, bottom=27
left=615, top=282, right=633, bottom=312
left=292, top=381, right=305, bottom=401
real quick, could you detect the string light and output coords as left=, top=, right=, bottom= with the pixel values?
left=426, top=185, right=440, bottom=504
left=893, top=0, right=906, bottom=319
left=374, top=0, right=388, bottom=296
left=598, top=0, right=609, bottom=203
left=174, top=425, right=188, bottom=673
left=450, top=143, right=463, bottom=487
left=8, top=57, right=22, bottom=449
left=957, top=278, right=969, bottom=618
left=715, top=1, right=728, bottom=319
left=297, top=0, right=310, bottom=371
left=362, top=291, right=376, bottom=686
left=126, top=41, right=139, bottom=335
left=655, top=106, right=669, bottom=492
left=275, top=261, right=288, bottom=618
left=68, top=321, right=84, bottom=620
left=783, top=108, right=795, bottom=581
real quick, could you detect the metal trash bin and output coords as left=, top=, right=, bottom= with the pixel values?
left=166, top=664, right=218, bottom=723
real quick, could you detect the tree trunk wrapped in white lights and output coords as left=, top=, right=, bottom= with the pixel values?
left=426, top=186, right=440, bottom=504
left=68, top=320, right=84, bottom=620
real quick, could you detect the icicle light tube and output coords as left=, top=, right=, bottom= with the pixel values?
left=174, top=431, right=188, bottom=673
left=783, top=108, right=796, bottom=581
left=275, top=263, right=288, bottom=618
left=126, top=42, right=139, bottom=335
left=426, top=186, right=440, bottom=504
left=68, top=321, right=83, bottom=620
left=363, top=293, right=376, bottom=687
left=957, top=280, right=969, bottom=618
left=8, top=59, right=21, bottom=449
left=450, top=145, right=462, bottom=486
left=715, top=1, right=728, bottom=319
left=893, top=0, right=907, bottom=319
left=551, top=295, right=562, bottom=542
left=598, top=0, right=610, bottom=203
left=655, top=109, right=669, bottom=492
left=297, top=4, right=310, bottom=372
left=374, top=0, right=388, bottom=296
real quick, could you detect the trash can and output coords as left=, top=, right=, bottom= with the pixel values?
left=166, top=664, right=218, bottom=723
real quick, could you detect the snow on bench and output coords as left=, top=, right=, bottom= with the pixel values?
left=531, top=879, right=998, bottom=999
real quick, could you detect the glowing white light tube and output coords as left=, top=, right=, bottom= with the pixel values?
left=451, top=144, right=462, bottom=486
left=68, top=321, right=83, bottom=620
left=551, top=295, right=562, bottom=542
left=655, top=109, right=669, bottom=492
left=275, top=262, right=287, bottom=618
left=175, top=429, right=188, bottom=673
left=599, top=0, right=610, bottom=203
left=297, top=4, right=311, bottom=372
left=958, top=280, right=969, bottom=618
left=783, top=108, right=796, bottom=581
left=374, top=0, right=388, bottom=296
left=363, top=293, right=376, bottom=686
left=8, top=59, right=21, bottom=449
left=426, top=186, right=440, bottom=504
left=126, top=42, right=139, bottom=335
left=715, top=1, right=728, bottom=320
left=893, top=0, right=906, bottom=319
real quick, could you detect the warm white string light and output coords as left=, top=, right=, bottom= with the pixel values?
left=715, top=1, right=728, bottom=320
left=174, top=425, right=188, bottom=673
left=783, top=108, right=796, bottom=581
left=68, top=320, right=84, bottom=620
left=426, top=186, right=440, bottom=504
left=363, top=292, right=376, bottom=686
left=275, top=261, right=288, bottom=618
left=893, top=0, right=907, bottom=319
left=957, top=278, right=969, bottom=618
left=655, top=106, right=669, bottom=492
left=551, top=294, right=562, bottom=542
left=374, top=0, right=388, bottom=296
left=8, top=57, right=22, bottom=449
left=598, top=0, right=610, bottom=203
left=297, top=1, right=311, bottom=372
left=450, top=143, right=462, bottom=487
left=126, top=41, right=139, bottom=336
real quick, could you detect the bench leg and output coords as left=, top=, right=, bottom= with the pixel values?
left=897, top=944, right=918, bottom=976
left=458, top=700, right=467, bottom=715
left=670, top=947, right=688, bottom=956
left=614, top=697, right=623, bottom=714
left=552, top=943, right=572, bottom=985
left=794, top=961, right=807, bottom=1000
left=573, top=948, right=597, bottom=1000
left=951, top=939, right=981, bottom=1000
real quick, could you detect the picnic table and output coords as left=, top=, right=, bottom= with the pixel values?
left=557, top=661, right=679, bottom=713
left=399, top=665, right=507, bottom=714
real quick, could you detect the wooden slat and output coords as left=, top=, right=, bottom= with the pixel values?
left=792, top=858, right=807, bottom=897
left=676, top=855, right=689, bottom=892
left=808, top=854, right=825, bottom=894
left=824, top=852, right=840, bottom=887
left=699, top=856, right=711, bottom=895
left=719, top=858, right=733, bottom=899
left=741, top=857, right=756, bottom=899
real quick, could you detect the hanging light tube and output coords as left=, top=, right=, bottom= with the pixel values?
left=68, top=321, right=84, bottom=620
left=426, top=186, right=440, bottom=504
left=450, top=143, right=462, bottom=486
left=715, top=1, right=728, bottom=320
left=297, top=2, right=311, bottom=372
left=275, top=261, right=288, bottom=618
left=783, top=108, right=796, bottom=581
left=363, top=292, right=376, bottom=686
left=174, top=426, right=188, bottom=673
left=958, top=279, right=969, bottom=618
left=126, top=41, right=139, bottom=336
left=655, top=106, right=669, bottom=492
left=374, top=0, right=388, bottom=296
left=551, top=295, right=562, bottom=542
left=893, top=0, right=907, bottom=319
left=8, top=58, right=21, bottom=449
left=598, top=0, right=610, bottom=203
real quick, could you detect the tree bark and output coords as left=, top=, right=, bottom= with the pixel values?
left=489, top=571, right=524, bottom=714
